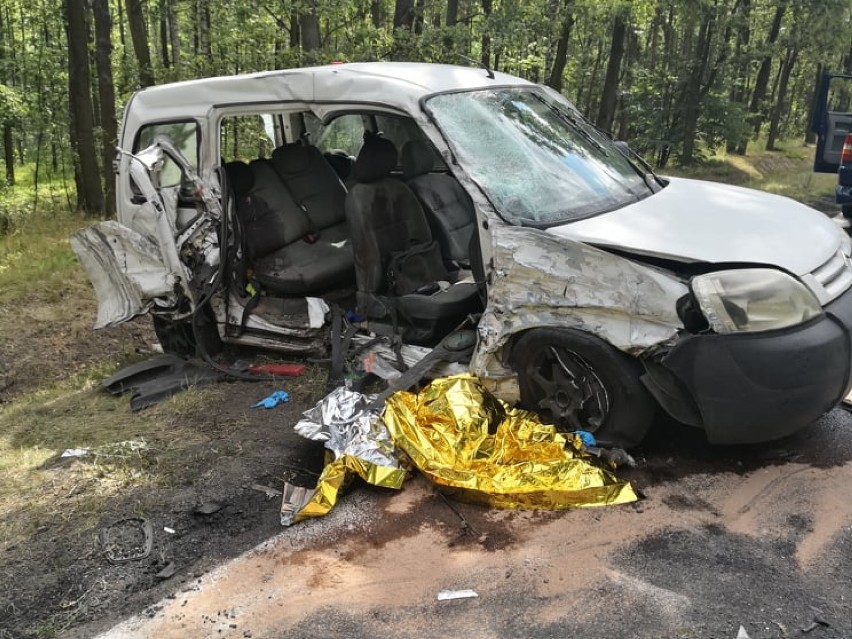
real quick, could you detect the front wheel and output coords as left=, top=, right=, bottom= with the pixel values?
left=842, top=204, right=852, bottom=219
left=509, top=328, right=656, bottom=449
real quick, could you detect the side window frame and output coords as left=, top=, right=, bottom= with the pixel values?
left=132, top=119, right=201, bottom=188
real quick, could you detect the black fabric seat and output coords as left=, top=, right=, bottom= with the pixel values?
left=224, top=159, right=354, bottom=297
left=271, top=143, right=349, bottom=242
left=345, top=137, right=481, bottom=344
left=401, top=140, right=476, bottom=268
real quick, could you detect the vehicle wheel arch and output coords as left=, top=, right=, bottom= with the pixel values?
left=505, top=325, right=657, bottom=449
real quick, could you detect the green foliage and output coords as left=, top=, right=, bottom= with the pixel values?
left=0, top=0, right=849, bottom=183
left=0, top=83, right=24, bottom=125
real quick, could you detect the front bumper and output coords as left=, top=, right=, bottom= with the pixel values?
left=643, top=284, right=852, bottom=444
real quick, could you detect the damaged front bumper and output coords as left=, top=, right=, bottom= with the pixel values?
left=643, top=284, right=852, bottom=444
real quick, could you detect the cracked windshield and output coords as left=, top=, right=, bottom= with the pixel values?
left=428, top=88, right=652, bottom=225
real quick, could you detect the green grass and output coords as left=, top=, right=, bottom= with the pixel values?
left=666, top=138, right=838, bottom=210
left=0, top=377, right=224, bottom=546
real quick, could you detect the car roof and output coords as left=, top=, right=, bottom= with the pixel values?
left=123, top=62, right=532, bottom=132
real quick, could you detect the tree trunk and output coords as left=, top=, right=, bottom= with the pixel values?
left=766, top=46, right=798, bottom=151
left=167, top=0, right=180, bottom=66
left=196, top=0, right=211, bottom=64
left=596, top=11, right=627, bottom=134
left=371, top=0, right=382, bottom=29
left=392, top=0, right=415, bottom=59
left=738, top=2, right=785, bottom=154
left=126, top=0, right=154, bottom=87
left=679, top=9, right=714, bottom=164
left=3, top=125, right=13, bottom=186
left=158, top=0, right=169, bottom=68
left=446, top=0, right=458, bottom=26
left=289, top=11, right=300, bottom=49
left=546, top=0, right=574, bottom=92
left=0, top=7, right=13, bottom=186
left=92, top=0, right=117, bottom=216
left=413, top=0, right=425, bottom=35
left=65, top=0, right=104, bottom=215
left=480, top=0, right=492, bottom=68
left=299, top=2, right=321, bottom=53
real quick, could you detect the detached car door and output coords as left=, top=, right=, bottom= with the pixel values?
left=812, top=71, right=852, bottom=174
left=71, top=138, right=215, bottom=328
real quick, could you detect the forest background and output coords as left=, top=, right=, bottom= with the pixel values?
left=0, top=0, right=851, bottom=218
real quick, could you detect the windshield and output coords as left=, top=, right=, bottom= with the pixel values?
left=427, top=88, right=652, bottom=226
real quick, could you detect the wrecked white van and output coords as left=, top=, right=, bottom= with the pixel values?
left=72, top=62, right=852, bottom=449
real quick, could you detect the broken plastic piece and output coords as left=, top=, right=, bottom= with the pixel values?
left=102, top=354, right=223, bottom=410
left=155, top=562, right=178, bottom=579
left=437, top=589, right=479, bottom=601
left=61, top=448, right=90, bottom=458
left=736, top=626, right=750, bottom=639
left=251, top=390, right=290, bottom=409
left=250, top=483, right=283, bottom=498
left=194, top=501, right=225, bottom=515
left=100, top=517, right=153, bottom=564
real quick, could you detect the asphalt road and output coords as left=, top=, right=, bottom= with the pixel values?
left=88, top=408, right=852, bottom=639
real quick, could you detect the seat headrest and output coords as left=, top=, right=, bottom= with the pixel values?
left=352, top=137, right=398, bottom=183
left=324, top=149, right=353, bottom=181
left=401, top=140, right=435, bottom=180
left=224, top=161, right=253, bottom=196
left=271, top=142, right=313, bottom=175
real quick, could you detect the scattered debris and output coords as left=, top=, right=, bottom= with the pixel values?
left=736, top=626, right=750, bottom=639
left=251, top=390, right=289, bottom=409
left=194, top=501, right=225, bottom=516
left=802, top=607, right=831, bottom=633
left=102, top=354, right=223, bottom=410
left=247, top=363, right=306, bottom=377
left=437, top=589, right=479, bottom=601
left=232, top=361, right=306, bottom=377
left=60, top=448, right=90, bottom=458
left=155, top=562, right=178, bottom=580
left=249, top=484, right=283, bottom=499
left=586, top=446, right=638, bottom=468
left=163, top=526, right=176, bottom=534
left=100, top=517, right=153, bottom=564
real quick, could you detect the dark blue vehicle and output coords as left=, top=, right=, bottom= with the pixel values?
left=812, top=71, right=852, bottom=217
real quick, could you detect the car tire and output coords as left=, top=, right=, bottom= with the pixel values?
left=152, top=307, right=222, bottom=358
left=842, top=204, right=852, bottom=219
left=509, top=328, right=656, bottom=449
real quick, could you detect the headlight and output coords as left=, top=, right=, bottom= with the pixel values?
left=691, top=268, right=822, bottom=334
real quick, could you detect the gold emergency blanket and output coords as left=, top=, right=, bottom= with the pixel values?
left=382, top=374, right=637, bottom=509
left=282, top=374, right=636, bottom=525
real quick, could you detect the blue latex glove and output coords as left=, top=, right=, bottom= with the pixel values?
left=252, top=390, right=290, bottom=409
left=573, top=430, right=597, bottom=447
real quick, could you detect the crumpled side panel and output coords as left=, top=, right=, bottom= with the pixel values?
left=70, top=221, right=177, bottom=328
left=472, top=226, right=688, bottom=377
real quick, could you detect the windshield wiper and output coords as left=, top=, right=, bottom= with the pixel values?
left=533, top=94, right=610, bottom=155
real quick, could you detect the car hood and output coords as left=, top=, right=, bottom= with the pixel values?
left=548, top=177, right=840, bottom=276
